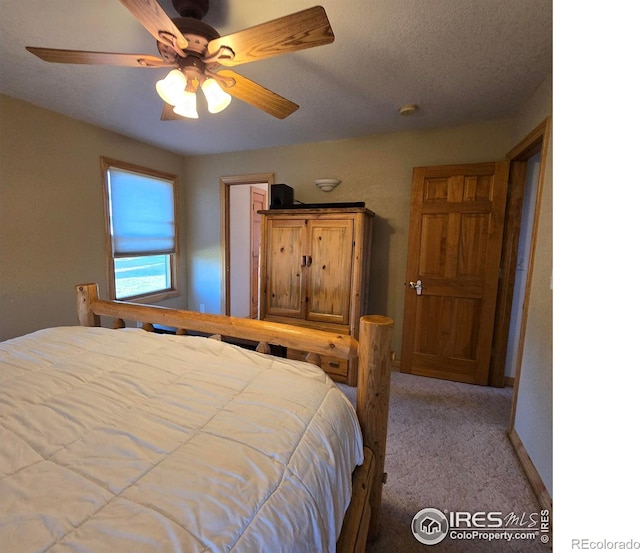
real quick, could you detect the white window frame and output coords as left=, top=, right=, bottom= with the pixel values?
left=101, top=157, right=179, bottom=302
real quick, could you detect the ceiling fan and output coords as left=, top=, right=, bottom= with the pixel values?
left=26, top=0, right=335, bottom=120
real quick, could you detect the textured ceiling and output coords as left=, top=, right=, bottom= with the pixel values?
left=0, top=0, right=552, bottom=156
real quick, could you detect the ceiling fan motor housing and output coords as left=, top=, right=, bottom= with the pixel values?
left=157, top=17, right=220, bottom=61
left=172, top=0, right=209, bottom=20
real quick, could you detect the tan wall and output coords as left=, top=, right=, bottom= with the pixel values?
left=185, top=119, right=515, bottom=352
left=0, top=95, right=187, bottom=341
left=1, top=73, right=552, bottom=501
left=1, top=80, right=551, bottom=388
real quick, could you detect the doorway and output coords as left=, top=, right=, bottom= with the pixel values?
left=503, top=152, right=540, bottom=380
left=220, top=173, right=274, bottom=317
left=400, top=161, right=510, bottom=385
left=399, top=118, right=550, bottom=386
left=489, top=118, right=550, bottom=386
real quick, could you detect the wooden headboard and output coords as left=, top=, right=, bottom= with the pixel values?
left=75, top=283, right=393, bottom=551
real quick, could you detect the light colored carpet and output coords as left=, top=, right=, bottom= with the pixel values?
left=338, top=371, right=552, bottom=552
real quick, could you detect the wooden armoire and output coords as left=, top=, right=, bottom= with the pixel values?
left=258, top=206, right=374, bottom=385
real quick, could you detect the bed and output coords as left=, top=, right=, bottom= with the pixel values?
left=0, top=283, right=393, bottom=553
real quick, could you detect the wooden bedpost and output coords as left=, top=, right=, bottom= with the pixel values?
left=357, top=315, right=394, bottom=540
left=76, top=283, right=100, bottom=327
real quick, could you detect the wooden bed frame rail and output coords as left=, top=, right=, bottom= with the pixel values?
left=76, top=284, right=393, bottom=551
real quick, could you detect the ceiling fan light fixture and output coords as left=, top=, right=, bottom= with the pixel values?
left=26, top=4, right=335, bottom=122
left=201, top=78, right=232, bottom=114
left=156, top=69, right=187, bottom=106
left=173, top=90, right=199, bottom=119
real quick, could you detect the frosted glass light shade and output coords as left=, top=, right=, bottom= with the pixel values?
left=201, top=78, right=232, bottom=114
left=156, top=69, right=187, bottom=106
left=173, top=91, right=198, bottom=119
left=315, top=178, right=341, bottom=192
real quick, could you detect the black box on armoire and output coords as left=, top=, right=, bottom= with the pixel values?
left=270, top=184, right=294, bottom=208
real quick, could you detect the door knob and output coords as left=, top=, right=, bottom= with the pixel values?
left=409, top=279, right=423, bottom=296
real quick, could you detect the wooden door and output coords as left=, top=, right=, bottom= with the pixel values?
left=250, top=187, right=266, bottom=319
left=306, top=218, right=354, bottom=325
left=264, top=218, right=306, bottom=319
left=400, top=162, right=509, bottom=385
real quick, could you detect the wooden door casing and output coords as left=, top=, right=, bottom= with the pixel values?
left=401, top=162, right=509, bottom=385
left=220, top=173, right=274, bottom=316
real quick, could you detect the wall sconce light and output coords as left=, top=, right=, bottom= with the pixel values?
left=315, top=178, right=341, bottom=192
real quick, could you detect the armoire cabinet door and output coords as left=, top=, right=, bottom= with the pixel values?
left=306, top=219, right=354, bottom=324
left=264, top=218, right=306, bottom=319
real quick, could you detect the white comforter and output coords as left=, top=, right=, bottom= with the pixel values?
left=0, top=326, right=363, bottom=553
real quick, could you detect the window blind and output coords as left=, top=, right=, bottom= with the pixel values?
left=108, top=168, right=176, bottom=257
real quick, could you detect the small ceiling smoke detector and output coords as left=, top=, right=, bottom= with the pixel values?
left=399, top=104, right=419, bottom=116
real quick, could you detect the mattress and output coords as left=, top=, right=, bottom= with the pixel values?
left=0, top=326, right=363, bottom=552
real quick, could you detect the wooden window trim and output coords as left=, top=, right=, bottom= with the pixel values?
left=101, top=157, right=180, bottom=302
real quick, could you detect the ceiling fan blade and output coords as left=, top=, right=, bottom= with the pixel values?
left=160, top=102, right=187, bottom=120
left=207, top=6, right=334, bottom=67
left=119, top=0, right=189, bottom=51
left=216, top=69, right=299, bottom=119
left=26, top=47, right=172, bottom=67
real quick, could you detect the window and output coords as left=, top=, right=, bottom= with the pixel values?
left=102, top=158, right=179, bottom=301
